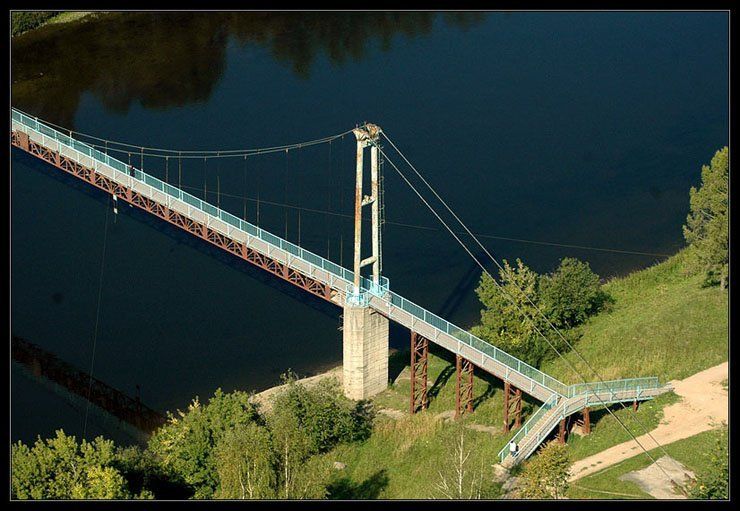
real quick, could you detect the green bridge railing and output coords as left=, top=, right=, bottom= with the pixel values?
left=12, top=107, right=665, bottom=408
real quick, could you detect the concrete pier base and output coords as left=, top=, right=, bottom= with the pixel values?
left=342, top=305, right=389, bottom=400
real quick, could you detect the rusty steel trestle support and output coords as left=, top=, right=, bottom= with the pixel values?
left=455, top=354, right=474, bottom=419
left=558, top=417, right=568, bottom=444
left=503, top=381, right=523, bottom=433
left=410, top=332, right=429, bottom=414
left=11, top=131, right=335, bottom=304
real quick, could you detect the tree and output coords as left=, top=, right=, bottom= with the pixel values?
left=114, top=444, right=191, bottom=499
left=11, top=430, right=131, bottom=499
left=266, top=374, right=368, bottom=499
left=214, top=423, right=277, bottom=499
left=688, top=427, right=728, bottom=499
left=683, top=147, right=729, bottom=289
left=435, top=430, right=489, bottom=499
left=516, top=441, right=570, bottom=499
left=146, top=388, right=262, bottom=498
left=271, top=374, right=375, bottom=454
left=471, top=259, right=555, bottom=367
left=539, top=257, right=610, bottom=329
left=268, top=397, right=316, bottom=499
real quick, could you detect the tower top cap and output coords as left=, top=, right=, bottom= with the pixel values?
left=353, top=123, right=382, bottom=142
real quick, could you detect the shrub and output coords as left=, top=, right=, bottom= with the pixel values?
left=11, top=430, right=131, bottom=499
left=540, top=257, right=610, bottom=329
left=270, top=373, right=375, bottom=454
left=11, top=11, right=58, bottom=36
left=688, top=427, right=728, bottom=499
left=516, top=441, right=570, bottom=499
left=146, top=389, right=262, bottom=498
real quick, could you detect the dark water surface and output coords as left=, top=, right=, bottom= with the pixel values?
left=11, top=12, right=728, bottom=445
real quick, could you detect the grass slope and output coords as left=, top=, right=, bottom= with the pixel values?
left=541, top=250, right=728, bottom=384
left=328, top=250, right=727, bottom=498
left=567, top=427, right=727, bottom=499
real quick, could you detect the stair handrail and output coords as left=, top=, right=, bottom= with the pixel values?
left=497, top=393, right=559, bottom=463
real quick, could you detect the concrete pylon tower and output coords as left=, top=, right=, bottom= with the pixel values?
left=342, top=123, right=389, bottom=400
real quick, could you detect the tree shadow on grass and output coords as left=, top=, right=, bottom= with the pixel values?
left=327, top=469, right=389, bottom=499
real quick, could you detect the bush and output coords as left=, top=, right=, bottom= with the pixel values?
left=688, top=426, right=728, bottom=499
left=11, top=11, right=58, bottom=36
left=540, top=257, right=610, bottom=329
left=214, top=422, right=277, bottom=499
left=146, top=389, right=262, bottom=498
left=270, top=373, right=375, bottom=454
left=11, top=430, right=131, bottom=499
left=516, top=441, right=570, bottom=499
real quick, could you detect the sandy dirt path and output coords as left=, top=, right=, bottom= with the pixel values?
left=569, top=361, right=728, bottom=482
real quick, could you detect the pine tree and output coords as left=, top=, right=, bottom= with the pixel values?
left=683, top=147, right=729, bottom=289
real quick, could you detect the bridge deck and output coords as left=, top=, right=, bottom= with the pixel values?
left=11, top=108, right=669, bottom=422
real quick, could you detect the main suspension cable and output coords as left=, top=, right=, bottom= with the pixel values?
left=16, top=108, right=354, bottom=157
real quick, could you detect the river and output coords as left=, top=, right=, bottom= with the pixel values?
left=10, top=11, right=728, bottom=446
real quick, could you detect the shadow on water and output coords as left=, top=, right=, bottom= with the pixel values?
left=12, top=12, right=485, bottom=128
left=327, top=469, right=389, bottom=499
left=435, top=256, right=484, bottom=320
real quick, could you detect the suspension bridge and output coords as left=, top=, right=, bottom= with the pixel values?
left=11, top=108, right=671, bottom=467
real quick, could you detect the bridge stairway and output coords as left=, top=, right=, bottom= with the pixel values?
left=498, top=383, right=673, bottom=469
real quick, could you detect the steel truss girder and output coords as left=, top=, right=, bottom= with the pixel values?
left=410, top=331, right=429, bottom=414
left=455, top=354, right=474, bottom=419
left=11, top=132, right=334, bottom=304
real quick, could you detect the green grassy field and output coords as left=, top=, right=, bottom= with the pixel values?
left=46, top=12, right=95, bottom=25
left=328, top=250, right=727, bottom=498
left=322, top=413, right=504, bottom=499
left=567, top=427, right=727, bottom=499
left=541, top=250, right=728, bottom=384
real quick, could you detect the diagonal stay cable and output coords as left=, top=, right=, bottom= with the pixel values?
left=374, top=143, right=682, bottom=488
left=380, top=130, right=685, bottom=480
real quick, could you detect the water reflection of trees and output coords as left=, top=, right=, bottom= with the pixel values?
left=11, top=12, right=485, bottom=127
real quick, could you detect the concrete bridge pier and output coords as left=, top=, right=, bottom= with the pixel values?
left=342, top=305, right=389, bottom=400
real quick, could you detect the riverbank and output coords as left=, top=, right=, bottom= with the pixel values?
left=250, top=365, right=344, bottom=414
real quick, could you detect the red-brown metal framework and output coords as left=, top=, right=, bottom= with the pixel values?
left=558, top=417, right=568, bottom=444
left=582, top=406, right=591, bottom=434
left=503, top=381, right=523, bottom=433
left=455, top=354, right=474, bottom=419
left=11, top=130, right=336, bottom=304
left=410, top=331, right=429, bottom=414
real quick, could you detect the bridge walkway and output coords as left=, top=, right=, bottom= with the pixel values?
left=11, top=108, right=671, bottom=466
